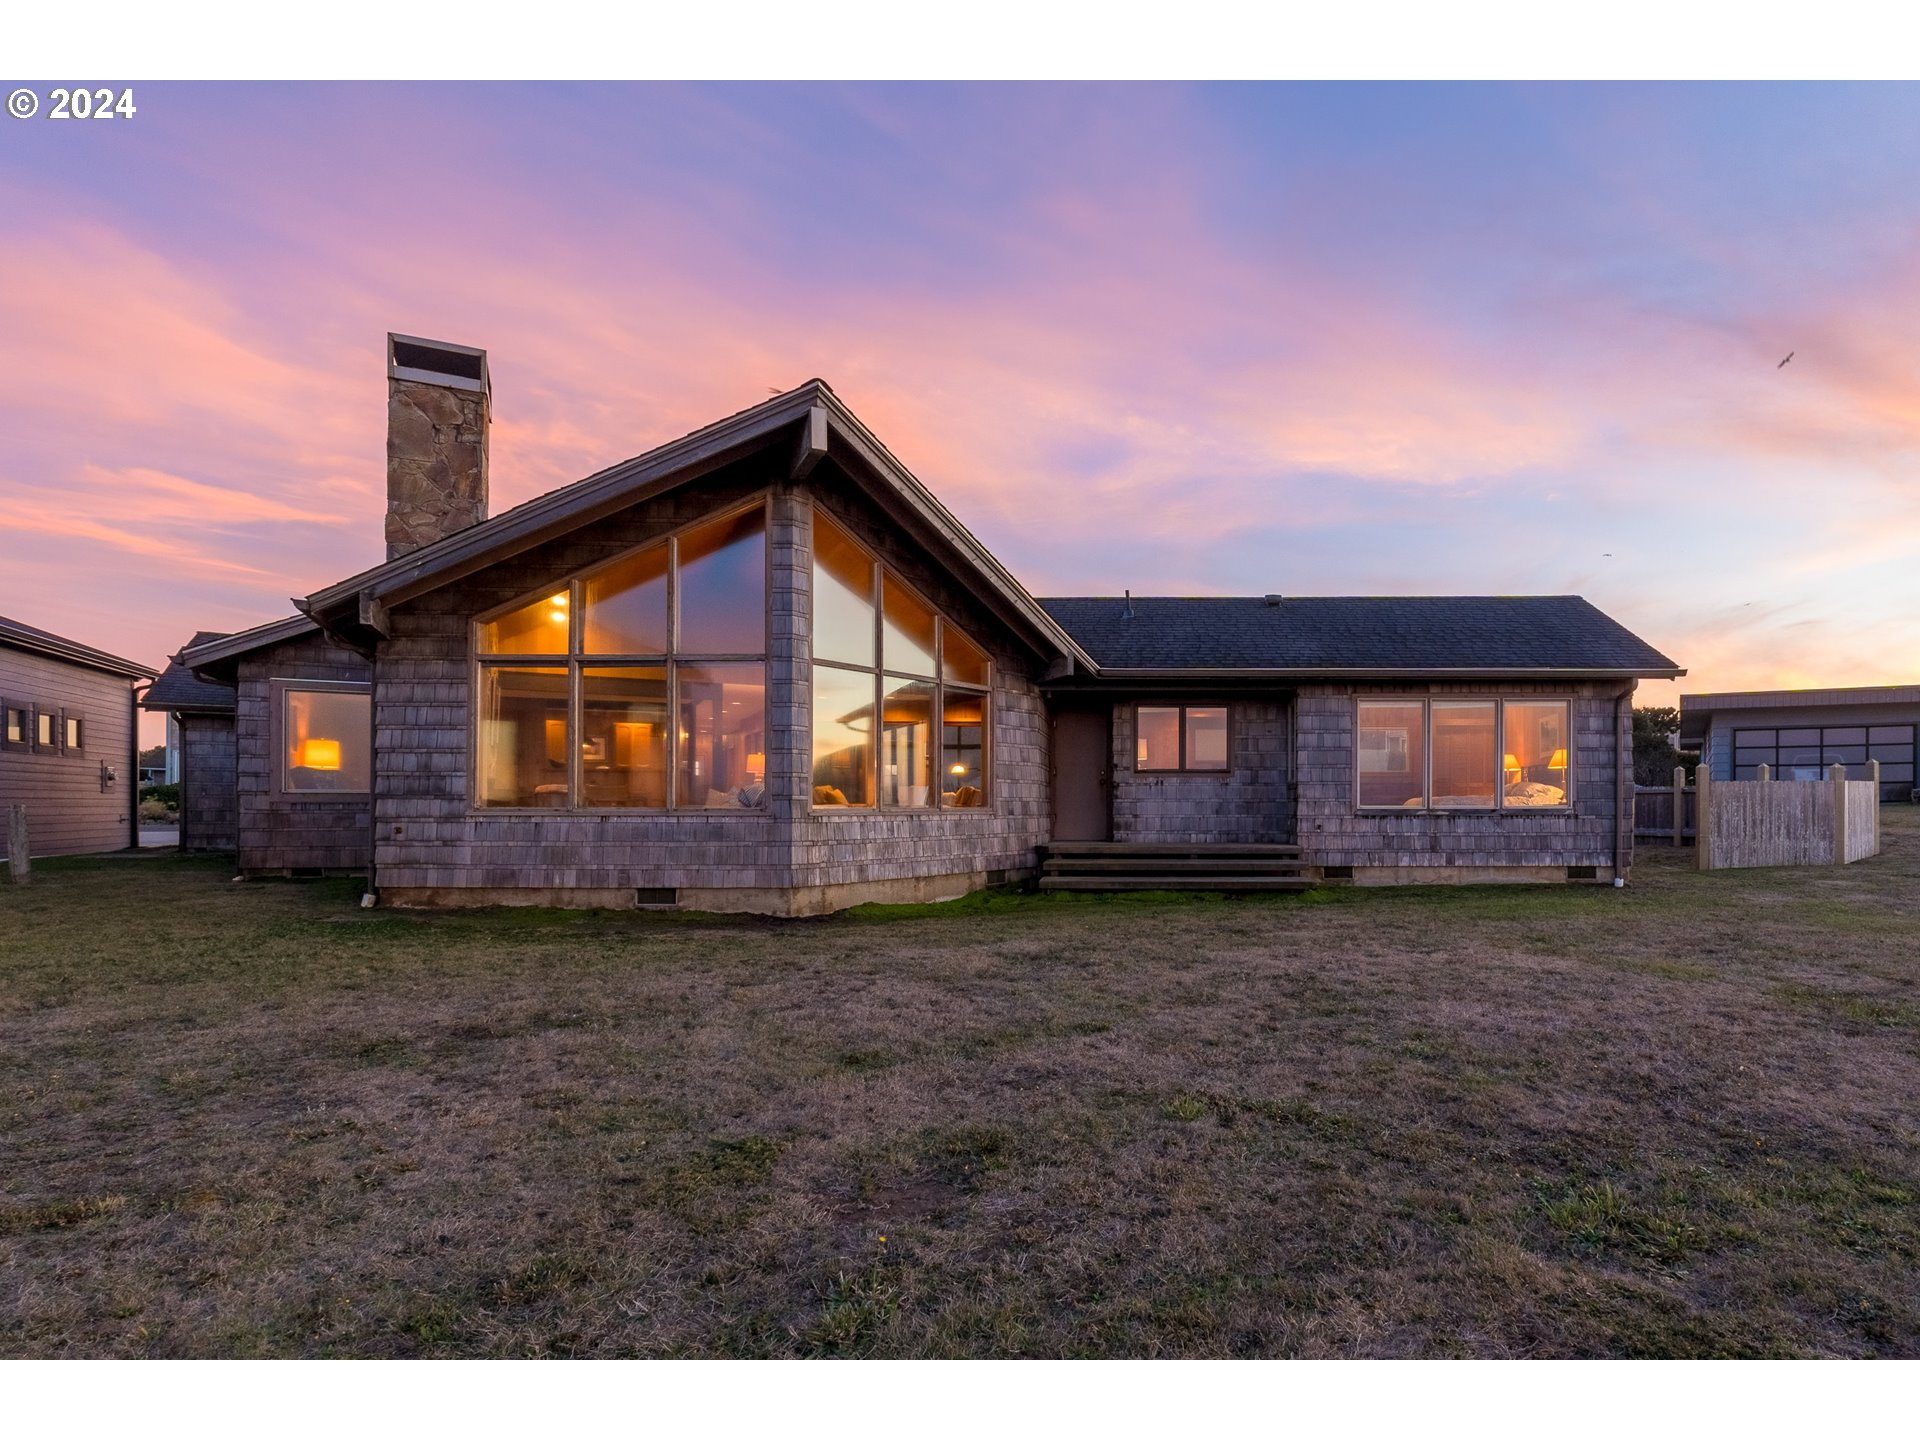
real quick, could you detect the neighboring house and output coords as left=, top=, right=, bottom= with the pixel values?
left=166, top=335, right=1682, bottom=913
left=1681, top=685, right=1919, bottom=802
left=142, top=633, right=244, bottom=852
left=0, top=613, right=154, bottom=857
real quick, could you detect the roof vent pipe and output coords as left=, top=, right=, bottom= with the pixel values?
left=1123, top=589, right=1134, bottom=619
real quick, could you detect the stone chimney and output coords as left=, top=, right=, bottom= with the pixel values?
left=385, top=333, right=490, bottom=561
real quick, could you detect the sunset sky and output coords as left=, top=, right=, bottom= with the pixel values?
left=4, top=82, right=1918, bottom=743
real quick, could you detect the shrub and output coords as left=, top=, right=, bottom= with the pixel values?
left=140, top=782, right=181, bottom=809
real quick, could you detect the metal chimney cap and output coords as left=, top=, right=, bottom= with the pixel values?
left=388, top=333, right=489, bottom=398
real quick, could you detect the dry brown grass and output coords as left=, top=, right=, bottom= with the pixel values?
left=3, top=811, right=1918, bottom=1357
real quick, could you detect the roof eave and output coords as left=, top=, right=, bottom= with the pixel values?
left=1059, top=665, right=1685, bottom=682
left=0, top=632, right=155, bottom=680
left=178, top=615, right=320, bottom=673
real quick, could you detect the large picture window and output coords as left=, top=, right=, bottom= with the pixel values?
left=1135, top=705, right=1229, bottom=773
left=474, top=500, right=768, bottom=810
left=282, top=685, right=372, bottom=793
left=1356, top=697, right=1571, bottom=811
left=810, top=509, right=991, bottom=810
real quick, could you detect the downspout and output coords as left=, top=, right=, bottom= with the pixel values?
left=128, top=680, right=147, bottom=851
left=1614, top=681, right=1635, bottom=886
left=364, top=646, right=379, bottom=905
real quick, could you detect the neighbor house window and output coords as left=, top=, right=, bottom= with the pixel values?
left=1135, top=705, right=1229, bottom=773
left=35, top=710, right=56, bottom=748
left=282, top=686, right=371, bottom=793
left=1357, top=698, right=1572, bottom=811
left=63, top=714, right=83, bottom=751
left=1733, top=724, right=1915, bottom=784
left=810, top=509, right=991, bottom=809
left=2, top=705, right=24, bottom=747
left=474, top=499, right=768, bottom=810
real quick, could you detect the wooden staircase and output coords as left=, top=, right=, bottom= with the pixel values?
left=1037, top=841, right=1313, bottom=893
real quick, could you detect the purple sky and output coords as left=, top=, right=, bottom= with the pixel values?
left=4, top=82, right=1918, bottom=743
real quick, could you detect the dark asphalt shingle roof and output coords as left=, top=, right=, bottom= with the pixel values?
left=143, top=632, right=238, bottom=711
left=1036, top=596, right=1681, bottom=675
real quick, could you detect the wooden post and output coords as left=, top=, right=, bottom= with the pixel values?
left=1673, top=765, right=1686, bottom=846
left=1756, top=762, right=1771, bottom=782
left=1869, top=759, right=1881, bottom=856
left=1695, top=764, right=1711, bottom=871
left=1830, top=761, right=1847, bottom=866
left=6, top=805, right=26, bottom=884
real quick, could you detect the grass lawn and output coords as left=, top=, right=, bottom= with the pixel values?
left=3, top=812, right=1918, bottom=1358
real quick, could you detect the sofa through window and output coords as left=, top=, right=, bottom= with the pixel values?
left=1357, top=698, right=1571, bottom=811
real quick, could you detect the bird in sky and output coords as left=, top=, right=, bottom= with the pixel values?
left=1778, top=352, right=1794, bottom=368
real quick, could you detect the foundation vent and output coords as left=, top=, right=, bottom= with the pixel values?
left=1566, top=865, right=1598, bottom=880
left=634, top=887, right=678, bottom=908
left=1322, top=864, right=1354, bottom=880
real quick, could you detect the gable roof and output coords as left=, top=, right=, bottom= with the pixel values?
left=1037, top=596, right=1682, bottom=678
left=0, top=612, right=155, bottom=680
left=297, top=379, right=1095, bottom=671
left=143, top=632, right=240, bottom=712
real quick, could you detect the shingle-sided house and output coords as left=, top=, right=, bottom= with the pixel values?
left=0, top=613, right=154, bottom=857
left=155, top=336, right=1682, bottom=912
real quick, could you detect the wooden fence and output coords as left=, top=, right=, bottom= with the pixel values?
left=1633, top=774, right=1696, bottom=842
left=1694, top=762, right=1882, bottom=871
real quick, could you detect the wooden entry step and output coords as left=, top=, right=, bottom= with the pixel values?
left=1036, top=840, right=1313, bottom=894
left=1039, top=874, right=1316, bottom=893
left=1039, top=841, right=1302, bottom=859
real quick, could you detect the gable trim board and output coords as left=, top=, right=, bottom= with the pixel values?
left=166, top=373, right=1682, bottom=910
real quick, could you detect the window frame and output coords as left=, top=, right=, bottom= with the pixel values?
left=469, top=494, right=773, bottom=814
left=1353, top=695, right=1575, bottom=814
left=62, top=708, right=84, bottom=754
left=809, top=503, right=994, bottom=815
left=1731, top=722, right=1914, bottom=783
left=1132, top=703, right=1233, bottom=775
left=0, top=697, right=23, bottom=751
left=271, top=678, right=374, bottom=798
left=34, top=706, right=57, bottom=751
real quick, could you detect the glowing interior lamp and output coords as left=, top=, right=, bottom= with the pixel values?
left=298, top=737, right=342, bottom=771
left=546, top=591, right=569, bottom=627
left=1502, top=752, right=1521, bottom=780
left=1548, top=748, right=1568, bottom=772
left=949, top=762, right=968, bottom=776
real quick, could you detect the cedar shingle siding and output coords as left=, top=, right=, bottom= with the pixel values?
left=371, top=459, right=1050, bottom=911
left=174, top=381, right=1676, bottom=908
left=1109, top=700, right=1294, bottom=845
left=235, top=632, right=372, bottom=873
left=178, top=713, right=238, bottom=853
left=1293, top=682, right=1631, bottom=876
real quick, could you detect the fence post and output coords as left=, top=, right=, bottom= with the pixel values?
left=1673, top=765, right=1686, bottom=846
left=1830, top=761, right=1847, bottom=866
left=6, top=804, right=26, bottom=884
left=1757, top=762, right=1770, bottom=782
left=1869, top=759, right=1881, bottom=856
left=1695, top=764, right=1712, bottom=870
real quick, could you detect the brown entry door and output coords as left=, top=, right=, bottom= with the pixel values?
left=1052, top=709, right=1112, bottom=841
